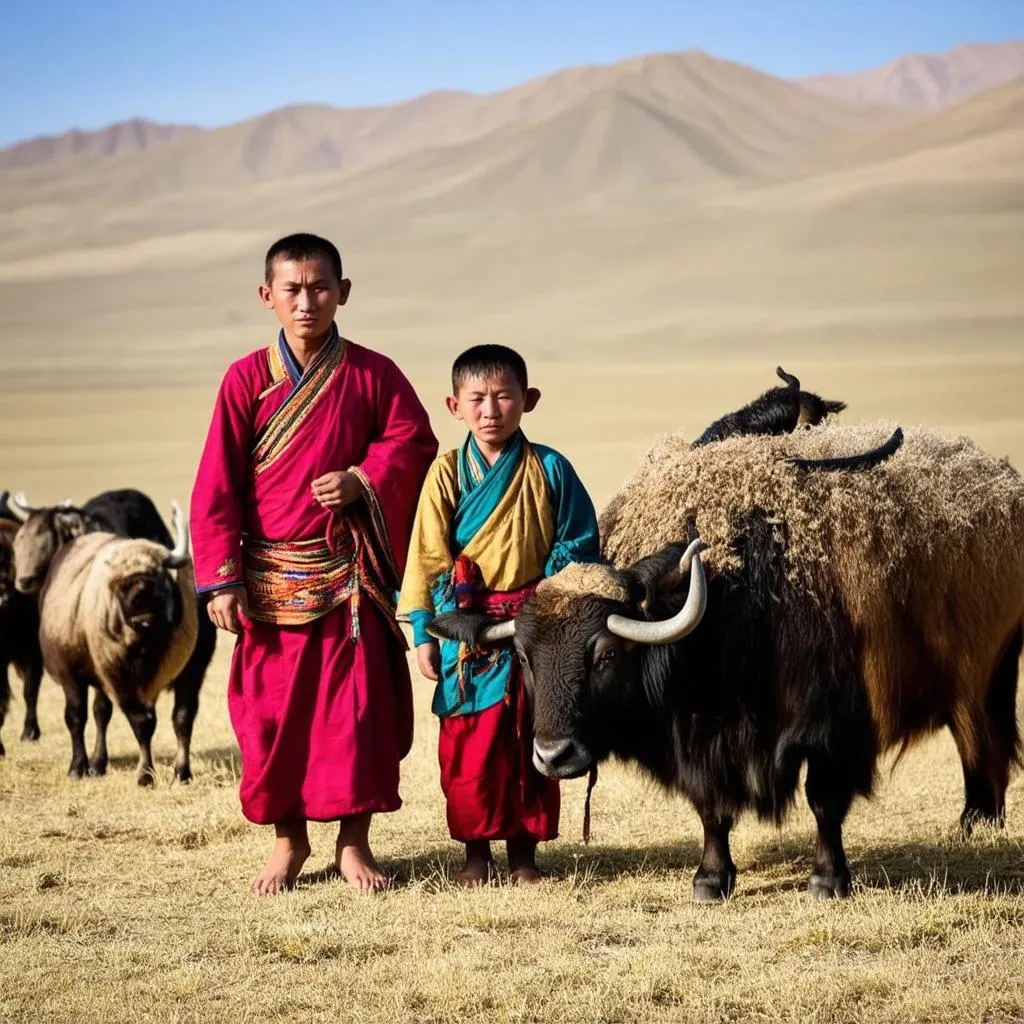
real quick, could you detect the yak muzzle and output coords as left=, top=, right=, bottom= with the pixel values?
left=15, top=574, right=41, bottom=594
left=533, top=736, right=593, bottom=779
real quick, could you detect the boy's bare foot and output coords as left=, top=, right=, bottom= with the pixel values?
left=455, top=840, right=494, bottom=887
left=509, top=864, right=544, bottom=885
left=252, top=821, right=310, bottom=896
left=507, top=837, right=544, bottom=886
left=336, top=812, right=389, bottom=892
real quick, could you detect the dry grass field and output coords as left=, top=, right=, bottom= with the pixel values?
left=2, top=48, right=1024, bottom=1024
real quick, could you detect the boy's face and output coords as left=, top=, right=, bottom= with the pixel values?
left=446, top=369, right=540, bottom=449
left=258, top=256, right=351, bottom=342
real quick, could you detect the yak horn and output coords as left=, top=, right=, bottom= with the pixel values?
left=0, top=491, right=20, bottom=523
left=478, top=619, right=516, bottom=644
left=163, top=500, right=191, bottom=568
left=607, top=538, right=708, bottom=645
left=10, top=492, right=34, bottom=520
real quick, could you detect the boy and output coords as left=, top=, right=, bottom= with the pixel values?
left=397, top=344, right=600, bottom=886
left=190, top=232, right=438, bottom=895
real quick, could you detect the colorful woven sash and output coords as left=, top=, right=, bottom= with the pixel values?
left=242, top=512, right=403, bottom=639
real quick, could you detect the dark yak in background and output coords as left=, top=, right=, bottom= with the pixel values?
left=0, top=492, right=44, bottom=753
left=691, top=365, right=847, bottom=447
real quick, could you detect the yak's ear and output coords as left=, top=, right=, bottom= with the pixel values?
left=626, top=540, right=696, bottom=610
left=53, top=510, right=87, bottom=541
left=426, top=611, right=494, bottom=645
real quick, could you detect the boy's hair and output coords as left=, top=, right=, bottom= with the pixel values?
left=264, top=232, right=343, bottom=285
left=452, top=344, right=529, bottom=394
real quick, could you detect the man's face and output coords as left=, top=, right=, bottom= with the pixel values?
left=259, top=257, right=349, bottom=342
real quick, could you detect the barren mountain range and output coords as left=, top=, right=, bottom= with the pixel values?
left=1, top=40, right=1020, bottom=191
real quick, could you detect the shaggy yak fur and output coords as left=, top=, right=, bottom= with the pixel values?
left=691, top=366, right=847, bottom=447
left=38, top=521, right=200, bottom=786
left=429, top=420, right=1024, bottom=902
left=0, top=512, right=44, bottom=753
left=12, top=488, right=216, bottom=779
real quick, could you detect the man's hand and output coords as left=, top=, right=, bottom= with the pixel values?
left=416, top=641, right=440, bottom=682
left=311, top=470, right=365, bottom=509
left=208, top=588, right=249, bottom=634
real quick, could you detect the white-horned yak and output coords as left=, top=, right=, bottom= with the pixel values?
left=428, top=421, right=1024, bottom=902
left=11, top=487, right=216, bottom=779
left=38, top=500, right=199, bottom=785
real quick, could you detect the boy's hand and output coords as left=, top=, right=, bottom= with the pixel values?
left=416, top=641, right=440, bottom=681
left=311, top=470, right=364, bottom=509
left=208, top=588, right=249, bottom=634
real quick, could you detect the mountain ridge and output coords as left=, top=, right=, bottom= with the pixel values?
left=797, top=40, right=1024, bottom=108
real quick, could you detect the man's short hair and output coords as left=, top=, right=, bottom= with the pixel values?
left=264, top=232, right=343, bottom=284
left=452, top=344, right=529, bottom=394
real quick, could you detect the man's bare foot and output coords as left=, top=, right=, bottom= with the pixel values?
left=252, top=823, right=311, bottom=896
left=455, top=840, right=494, bottom=888
left=507, top=837, right=544, bottom=886
left=336, top=813, right=389, bottom=892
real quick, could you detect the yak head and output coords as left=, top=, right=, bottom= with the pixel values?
left=101, top=503, right=192, bottom=636
left=428, top=537, right=708, bottom=780
left=6, top=491, right=89, bottom=595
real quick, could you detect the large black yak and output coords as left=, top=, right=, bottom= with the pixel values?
left=428, top=422, right=1024, bottom=902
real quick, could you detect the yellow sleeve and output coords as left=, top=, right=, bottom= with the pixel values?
left=396, top=450, right=459, bottom=619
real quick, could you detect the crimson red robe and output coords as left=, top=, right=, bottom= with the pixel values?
left=190, top=329, right=437, bottom=824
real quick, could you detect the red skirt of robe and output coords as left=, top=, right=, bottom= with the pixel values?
left=227, top=601, right=413, bottom=825
left=437, top=665, right=560, bottom=843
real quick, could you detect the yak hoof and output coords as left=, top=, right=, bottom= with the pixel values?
left=692, top=869, right=736, bottom=904
left=807, top=871, right=851, bottom=900
left=21, top=723, right=41, bottom=742
left=88, top=761, right=108, bottom=778
left=173, top=765, right=193, bottom=785
left=67, top=762, right=88, bottom=780
left=960, top=808, right=1004, bottom=837
left=136, top=771, right=155, bottom=788
left=0, top=741, right=5, bottom=759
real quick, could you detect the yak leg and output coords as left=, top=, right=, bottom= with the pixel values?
left=804, top=753, right=853, bottom=899
left=959, top=762, right=999, bottom=835
left=88, top=691, right=114, bottom=777
left=170, top=668, right=203, bottom=785
left=959, top=626, right=1023, bottom=835
left=18, top=654, right=43, bottom=742
left=0, top=661, right=10, bottom=758
left=692, top=808, right=736, bottom=903
left=63, top=679, right=90, bottom=779
left=122, top=698, right=157, bottom=787
left=170, top=609, right=215, bottom=783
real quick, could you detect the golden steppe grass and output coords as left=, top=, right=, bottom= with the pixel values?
left=2, top=636, right=1024, bottom=1024
left=2, top=151, right=1024, bottom=1021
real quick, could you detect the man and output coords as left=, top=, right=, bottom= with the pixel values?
left=190, top=232, right=437, bottom=895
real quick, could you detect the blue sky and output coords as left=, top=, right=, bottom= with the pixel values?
left=1, top=0, right=1021, bottom=146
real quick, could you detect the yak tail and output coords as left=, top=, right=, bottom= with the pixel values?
left=776, top=366, right=800, bottom=390
left=790, top=427, right=904, bottom=472
left=824, top=399, right=848, bottom=414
